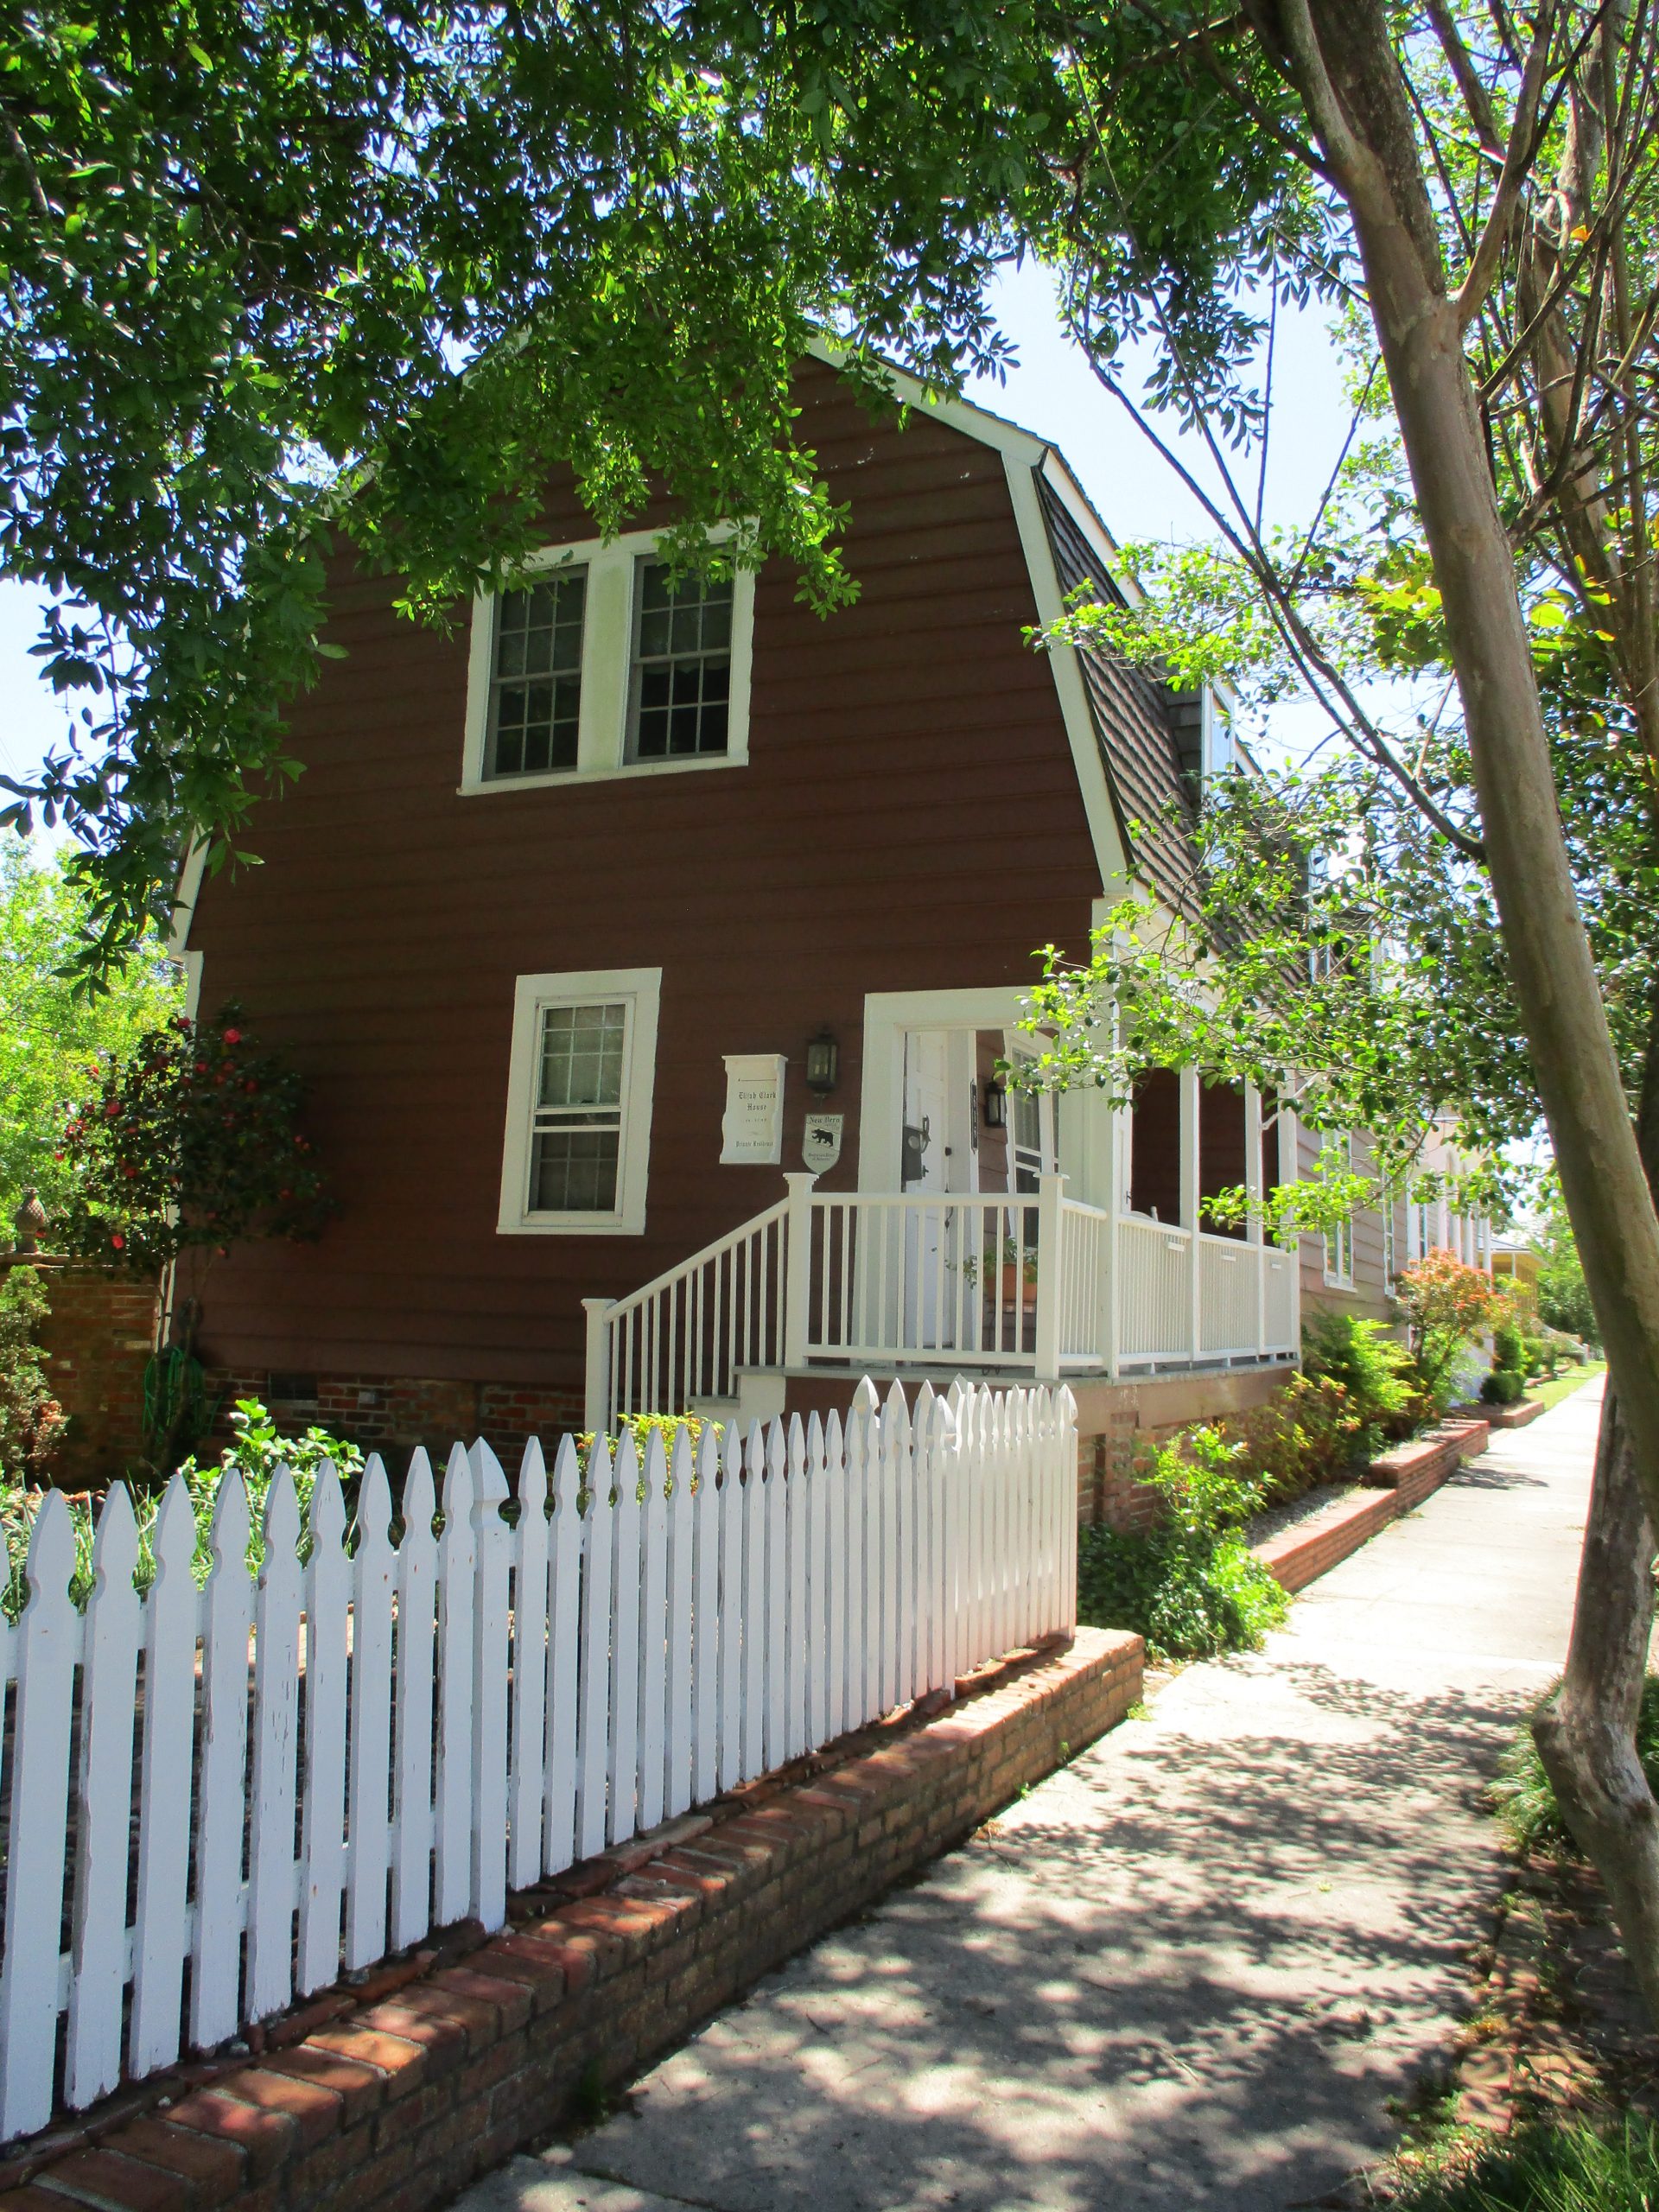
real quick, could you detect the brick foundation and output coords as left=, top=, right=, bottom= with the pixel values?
left=0, top=1629, right=1141, bottom=2212
left=1454, top=1396, right=1548, bottom=1431
left=1254, top=1418, right=1490, bottom=1594
left=1, top=1258, right=161, bottom=1489
left=199, top=1373, right=588, bottom=1472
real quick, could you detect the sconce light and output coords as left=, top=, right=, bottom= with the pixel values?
left=804, top=1030, right=840, bottom=1096
left=982, top=1077, right=1007, bottom=1130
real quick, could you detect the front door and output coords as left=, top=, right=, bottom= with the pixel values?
left=901, top=1031, right=961, bottom=1350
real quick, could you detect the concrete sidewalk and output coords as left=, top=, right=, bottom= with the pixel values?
left=456, top=1378, right=1603, bottom=2212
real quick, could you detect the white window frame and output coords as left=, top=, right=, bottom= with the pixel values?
left=498, top=966, right=661, bottom=1235
left=1322, top=1131, right=1355, bottom=1289
left=461, top=529, right=755, bottom=795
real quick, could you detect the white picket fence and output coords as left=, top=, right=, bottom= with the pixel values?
left=0, top=1378, right=1076, bottom=2141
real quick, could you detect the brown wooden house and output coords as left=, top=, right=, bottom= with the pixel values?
left=178, top=353, right=1361, bottom=1478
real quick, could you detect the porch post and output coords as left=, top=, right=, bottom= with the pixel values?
left=1034, top=1171, right=1065, bottom=1383
left=1278, top=1102, right=1300, bottom=1349
left=1102, top=1105, right=1126, bottom=1379
left=1244, top=1083, right=1264, bottom=1356
left=1180, top=1068, right=1202, bottom=1361
left=782, top=1173, right=817, bottom=1370
left=582, top=1296, right=612, bottom=1438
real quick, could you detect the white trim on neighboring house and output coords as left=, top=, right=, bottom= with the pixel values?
left=168, top=842, right=207, bottom=957
left=498, top=965, right=662, bottom=1235
left=461, top=528, right=755, bottom=797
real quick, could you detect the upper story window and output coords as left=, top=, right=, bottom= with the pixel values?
left=499, top=967, right=661, bottom=1235
left=629, top=563, right=733, bottom=759
left=488, top=572, right=587, bottom=779
left=463, top=529, right=753, bottom=796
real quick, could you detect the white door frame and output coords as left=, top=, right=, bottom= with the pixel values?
left=859, top=988, right=1033, bottom=1192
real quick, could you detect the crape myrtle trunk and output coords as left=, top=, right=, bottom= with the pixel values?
left=1255, top=0, right=1659, bottom=2014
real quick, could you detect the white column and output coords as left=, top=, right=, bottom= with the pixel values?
left=1034, top=1171, right=1065, bottom=1382
left=1180, top=1068, right=1202, bottom=1361
left=781, top=1173, right=817, bottom=1370
left=582, top=1297, right=612, bottom=1437
left=1244, top=1084, right=1264, bottom=1353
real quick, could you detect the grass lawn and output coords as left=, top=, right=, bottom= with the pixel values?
left=1526, top=1361, right=1605, bottom=1412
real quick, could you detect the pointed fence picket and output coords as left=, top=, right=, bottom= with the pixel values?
left=0, top=1378, right=1075, bottom=2142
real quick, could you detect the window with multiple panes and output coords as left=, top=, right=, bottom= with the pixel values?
left=528, top=1001, right=628, bottom=1215
left=627, top=561, right=733, bottom=760
left=499, top=968, right=659, bottom=1235
left=1323, top=1131, right=1355, bottom=1286
left=486, top=571, right=587, bottom=779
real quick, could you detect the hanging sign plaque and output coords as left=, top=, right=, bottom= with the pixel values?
left=721, top=1053, right=786, bottom=1165
left=802, top=1112, right=843, bottom=1174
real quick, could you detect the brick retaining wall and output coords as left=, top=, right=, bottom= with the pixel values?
left=0, top=1628, right=1141, bottom=2212
left=1254, top=1418, right=1490, bottom=1595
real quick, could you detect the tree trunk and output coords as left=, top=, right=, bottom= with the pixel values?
left=1533, top=985, right=1659, bottom=2012
left=1260, top=0, right=1659, bottom=2014
left=1533, top=1388, right=1659, bottom=2018
left=1268, top=0, right=1659, bottom=1560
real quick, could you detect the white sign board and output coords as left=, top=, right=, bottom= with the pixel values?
left=802, top=1113, right=843, bottom=1174
left=721, top=1053, right=786, bottom=1165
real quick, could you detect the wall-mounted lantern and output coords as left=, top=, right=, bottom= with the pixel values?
left=804, top=1030, right=840, bottom=1096
left=982, top=1076, right=1007, bottom=1130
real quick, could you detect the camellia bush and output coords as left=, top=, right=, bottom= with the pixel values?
left=55, top=1004, right=331, bottom=1470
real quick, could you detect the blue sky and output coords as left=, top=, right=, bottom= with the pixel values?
left=0, top=262, right=1359, bottom=806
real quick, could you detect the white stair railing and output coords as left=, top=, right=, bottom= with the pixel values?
left=584, top=1197, right=788, bottom=1432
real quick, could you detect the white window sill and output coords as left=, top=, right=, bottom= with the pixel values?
left=498, top=1217, right=646, bottom=1236
left=460, top=754, right=747, bottom=798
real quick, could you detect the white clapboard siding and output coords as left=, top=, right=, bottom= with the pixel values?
left=0, top=1379, right=1077, bottom=2141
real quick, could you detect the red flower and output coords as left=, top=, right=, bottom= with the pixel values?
left=111, top=1232, right=125, bottom=1251
left=222, top=1027, right=242, bottom=1046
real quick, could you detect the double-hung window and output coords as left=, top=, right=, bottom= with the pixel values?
left=486, top=571, right=586, bottom=779
left=499, top=969, right=661, bottom=1234
left=465, top=531, right=753, bottom=791
left=628, top=562, right=733, bottom=759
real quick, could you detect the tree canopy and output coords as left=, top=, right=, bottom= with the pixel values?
left=0, top=840, right=180, bottom=1220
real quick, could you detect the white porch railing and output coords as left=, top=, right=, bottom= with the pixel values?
left=587, top=1174, right=1300, bottom=1431
left=0, top=1380, right=1074, bottom=2140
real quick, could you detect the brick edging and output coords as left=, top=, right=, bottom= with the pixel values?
left=1254, top=1418, right=1489, bottom=1595
left=0, top=1630, right=1142, bottom=2212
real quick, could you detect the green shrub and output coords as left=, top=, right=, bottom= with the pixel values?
left=1215, top=1370, right=1359, bottom=1503
left=0, top=1265, right=66, bottom=1484
left=1389, top=2117, right=1659, bottom=2210
left=1490, top=1675, right=1659, bottom=1855
left=1077, top=1425, right=1289, bottom=1661
left=1302, top=1313, right=1414, bottom=1459
left=1522, top=1333, right=1553, bottom=1377
left=1480, top=1367, right=1524, bottom=1406
left=0, top=1397, right=364, bottom=1616
left=1491, top=1318, right=1525, bottom=1374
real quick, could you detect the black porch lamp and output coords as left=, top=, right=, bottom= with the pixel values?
left=982, top=1076, right=1007, bottom=1129
left=804, top=1030, right=840, bottom=1095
